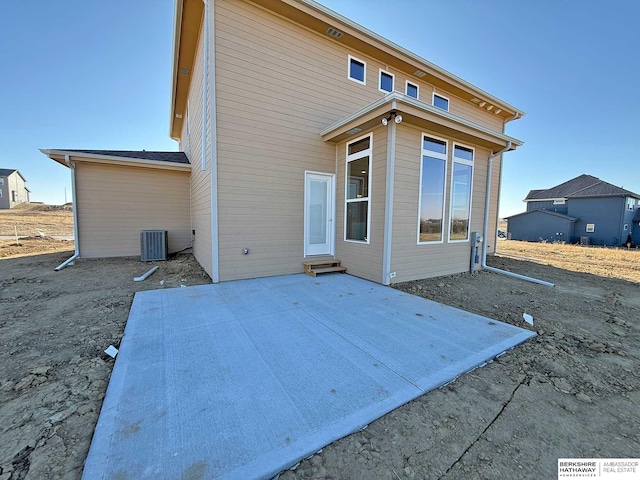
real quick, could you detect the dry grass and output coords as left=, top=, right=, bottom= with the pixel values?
left=0, top=203, right=73, bottom=236
left=498, top=239, right=640, bottom=283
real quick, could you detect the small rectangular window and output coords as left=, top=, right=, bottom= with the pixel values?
left=553, top=199, right=566, bottom=205
left=433, top=93, right=449, bottom=111
left=0, top=178, right=4, bottom=185
left=406, top=81, right=419, bottom=99
left=12, top=191, right=17, bottom=202
left=627, top=198, right=635, bottom=210
left=586, top=224, right=595, bottom=233
left=0, top=189, right=2, bottom=197
left=379, top=69, right=394, bottom=93
left=348, top=55, right=366, bottom=85
left=624, top=224, right=629, bottom=231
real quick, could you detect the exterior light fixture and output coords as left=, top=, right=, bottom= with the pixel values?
left=382, top=111, right=403, bottom=125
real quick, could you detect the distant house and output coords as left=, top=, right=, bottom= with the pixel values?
left=42, top=0, right=525, bottom=284
left=0, top=169, right=30, bottom=209
left=507, top=174, right=640, bottom=246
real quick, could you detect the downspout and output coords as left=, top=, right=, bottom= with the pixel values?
left=481, top=142, right=554, bottom=287
left=55, top=154, right=80, bottom=270
left=200, top=0, right=208, bottom=172
left=382, top=101, right=397, bottom=285
left=204, top=0, right=220, bottom=283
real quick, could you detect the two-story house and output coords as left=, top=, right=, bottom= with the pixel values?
left=0, top=169, right=30, bottom=209
left=506, top=174, right=640, bottom=246
left=43, top=0, right=524, bottom=283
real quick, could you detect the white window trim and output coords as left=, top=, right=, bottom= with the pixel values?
left=586, top=223, right=595, bottom=233
left=405, top=80, right=419, bottom=99
left=433, top=91, right=450, bottom=111
left=0, top=178, right=4, bottom=185
left=553, top=198, right=566, bottom=205
left=417, top=133, right=448, bottom=245
left=344, top=132, right=373, bottom=244
left=447, top=142, right=474, bottom=243
left=378, top=68, right=394, bottom=93
left=348, top=55, right=366, bottom=85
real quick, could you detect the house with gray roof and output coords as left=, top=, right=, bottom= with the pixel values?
left=0, top=169, right=30, bottom=209
left=506, top=174, right=640, bottom=246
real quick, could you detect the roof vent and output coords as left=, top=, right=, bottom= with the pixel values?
left=346, top=127, right=363, bottom=135
left=326, top=27, right=344, bottom=39
left=413, top=69, right=427, bottom=78
left=179, top=67, right=190, bottom=76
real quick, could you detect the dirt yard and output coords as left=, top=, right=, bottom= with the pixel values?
left=1, top=236, right=639, bottom=479
left=0, top=204, right=73, bottom=237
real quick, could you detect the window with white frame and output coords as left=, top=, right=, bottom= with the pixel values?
left=627, top=197, right=635, bottom=210
left=449, top=144, right=474, bottom=241
left=0, top=178, right=4, bottom=185
left=345, top=134, right=372, bottom=243
left=586, top=224, right=595, bottom=233
left=418, top=135, right=447, bottom=243
left=553, top=199, right=566, bottom=205
left=406, top=81, right=419, bottom=99
left=433, top=92, right=449, bottom=111
left=0, top=189, right=2, bottom=197
left=379, top=69, right=394, bottom=93
left=348, top=55, right=366, bottom=85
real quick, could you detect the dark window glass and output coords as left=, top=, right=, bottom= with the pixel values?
left=350, top=58, right=365, bottom=82
left=423, top=136, right=446, bottom=155
left=406, top=83, right=418, bottom=98
left=454, top=145, right=473, bottom=162
left=450, top=162, right=472, bottom=241
left=346, top=202, right=368, bottom=241
left=347, top=157, right=369, bottom=199
left=434, top=94, right=449, bottom=111
left=380, top=72, right=393, bottom=92
left=348, top=137, right=370, bottom=156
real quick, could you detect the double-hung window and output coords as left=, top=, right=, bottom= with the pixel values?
left=345, top=134, right=372, bottom=243
left=418, top=135, right=447, bottom=243
left=449, top=144, right=474, bottom=241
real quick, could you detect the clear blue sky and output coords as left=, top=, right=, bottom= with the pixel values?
left=2, top=0, right=639, bottom=217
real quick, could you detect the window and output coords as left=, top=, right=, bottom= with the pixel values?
left=0, top=178, right=4, bottom=185
left=553, top=199, right=566, bottom=205
left=449, top=144, right=474, bottom=241
left=12, top=191, right=16, bottom=202
left=348, top=55, right=366, bottom=85
left=406, top=81, right=419, bottom=99
left=433, top=93, right=449, bottom=111
left=627, top=198, right=635, bottom=210
left=586, top=224, right=595, bottom=233
left=379, top=69, right=394, bottom=93
left=345, top=134, right=372, bottom=242
left=624, top=224, right=629, bottom=231
left=418, top=135, right=447, bottom=243
left=0, top=189, right=2, bottom=197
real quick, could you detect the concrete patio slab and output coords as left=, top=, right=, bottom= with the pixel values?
left=82, top=273, right=535, bottom=480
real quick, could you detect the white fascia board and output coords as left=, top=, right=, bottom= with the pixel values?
left=169, top=0, right=185, bottom=139
left=40, top=150, right=191, bottom=171
left=298, top=0, right=525, bottom=118
left=321, top=92, right=523, bottom=148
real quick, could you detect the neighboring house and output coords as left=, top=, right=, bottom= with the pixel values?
left=42, top=0, right=525, bottom=284
left=507, top=174, right=640, bottom=246
left=0, top=169, right=30, bottom=209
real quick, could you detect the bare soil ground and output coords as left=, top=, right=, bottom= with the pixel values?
left=0, top=204, right=74, bottom=237
left=1, top=237, right=639, bottom=479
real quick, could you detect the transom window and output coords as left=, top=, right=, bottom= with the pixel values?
left=433, top=93, right=450, bottom=111
left=345, top=134, right=372, bottom=243
left=348, top=55, right=366, bottom=85
left=406, top=81, right=419, bottom=99
left=379, top=69, right=394, bottom=93
left=449, top=144, right=474, bottom=242
left=418, top=135, right=448, bottom=244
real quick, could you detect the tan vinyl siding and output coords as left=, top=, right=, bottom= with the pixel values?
left=182, top=23, right=213, bottom=278
left=74, top=163, right=190, bottom=258
left=390, top=123, right=494, bottom=282
left=334, top=128, right=387, bottom=283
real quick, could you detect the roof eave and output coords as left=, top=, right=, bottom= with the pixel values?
left=40, top=149, right=191, bottom=172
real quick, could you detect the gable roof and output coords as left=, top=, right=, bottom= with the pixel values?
left=505, top=209, right=578, bottom=222
left=525, top=174, right=640, bottom=201
left=0, top=168, right=26, bottom=181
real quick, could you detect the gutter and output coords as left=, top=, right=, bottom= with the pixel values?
left=55, top=154, right=80, bottom=271
left=481, top=143, right=554, bottom=287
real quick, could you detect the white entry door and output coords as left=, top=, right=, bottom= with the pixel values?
left=304, top=172, right=334, bottom=256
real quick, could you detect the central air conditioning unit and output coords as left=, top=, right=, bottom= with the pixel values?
left=141, top=230, right=168, bottom=261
